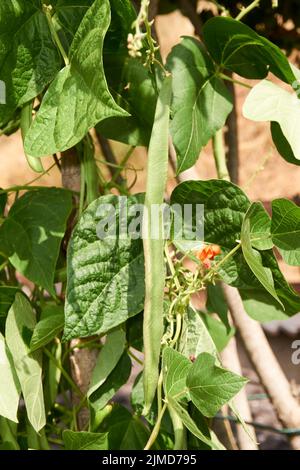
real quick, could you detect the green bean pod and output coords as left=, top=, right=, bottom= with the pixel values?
left=20, top=101, right=44, bottom=173
left=142, top=74, right=172, bottom=415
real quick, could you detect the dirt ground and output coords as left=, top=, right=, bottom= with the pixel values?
left=1, top=9, right=300, bottom=450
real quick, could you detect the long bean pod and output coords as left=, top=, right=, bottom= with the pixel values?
left=142, top=74, right=172, bottom=415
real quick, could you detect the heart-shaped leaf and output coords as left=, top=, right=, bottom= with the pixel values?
left=271, top=198, right=300, bottom=266
left=0, top=1, right=61, bottom=126
left=167, top=37, right=232, bottom=173
left=64, top=194, right=144, bottom=340
left=203, top=17, right=295, bottom=84
left=241, top=204, right=283, bottom=307
left=25, top=0, right=127, bottom=157
left=5, top=294, right=46, bottom=432
left=186, top=352, right=247, bottom=417
left=243, top=79, right=300, bottom=159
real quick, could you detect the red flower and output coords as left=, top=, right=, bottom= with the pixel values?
left=196, top=244, right=221, bottom=269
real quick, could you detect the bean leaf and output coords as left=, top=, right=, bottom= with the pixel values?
left=88, top=353, right=132, bottom=411
left=203, top=17, right=295, bottom=84
left=88, top=327, right=126, bottom=397
left=30, top=306, right=64, bottom=352
left=270, top=198, right=300, bottom=265
left=64, top=194, right=144, bottom=340
left=63, top=430, right=108, bottom=450
left=243, top=80, right=300, bottom=160
left=24, top=0, right=127, bottom=157
left=0, top=332, right=20, bottom=422
left=5, top=294, right=46, bottom=432
left=0, top=1, right=61, bottom=126
left=179, top=306, right=218, bottom=358
left=167, top=37, right=232, bottom=173
left=162, top=347, right=191, bottom=398
left=167, top=397, right=224, bottom=450
left=186, top=352, right=247, bottom=417
left=0, top=188, right=72, bottom=296
left=241, top=203, right=283, bottom=307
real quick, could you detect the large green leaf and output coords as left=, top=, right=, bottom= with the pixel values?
left=0, top=188, right=72, bottom=296
left=0, top=0, right=61, bottom=126
left=0, top=190, right=7, bottom=215
left=98, top=1, right=156, bottom=146
left=186, top=353, right=247, bottom=418
left=98, top=57, right=157, bottom=146
left=241, top=249, right=300, bottom=321
left=98, top=404, right=150, bottom=450
left=162, top=347, right=191, bottom=398
left=167, top=397, right=224, bottom=450
left=271, top=198, right=300, bottom=266
left=54, top=0, right=93, bottom=49
left=241, top=204, right=283, bottom=307
left=243, top=80, right=300, bottom=160
left=271, top=122, right=300, bottom=166
left=5, top=294, right=46, bottom=432
left=167, top=37, right=232, bottom=173
left=199, top=313, right=235, bottom=352
left=63, top=430, right=108, bottom=450
left=203, top=17, right=295, bottom=84
left=64, top=194, right=144, bottom=340
left=170, top=180, right=300, bottom=319
left=30, top=306, right=64, bottom=352
left=170, top=179, right=250, bottom=249
left=0, top=287, right=19, bottom=317
left=24, top=0, right=127, bottom=157
left=178, top=306, right=218, bottom=359
left=206, top=283, right=230, bottom=330
left=247, top=202, right=273, bottom=250
left=89, top=352, right=131, bottom=411
left=0, top=332, right=20, bottom=422
left=88, top=327, right=126, bottom=397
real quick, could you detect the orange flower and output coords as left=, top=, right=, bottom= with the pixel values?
left=196, top=244, right=221, bottom=269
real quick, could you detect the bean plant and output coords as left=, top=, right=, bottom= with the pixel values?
left=1, top=0, right=300, bottom=451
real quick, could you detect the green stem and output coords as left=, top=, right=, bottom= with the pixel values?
left=236, top=0, right=261, bottom=21
left=219, top=73, right=252, bottom=90
left=169, top=405, right=187, bottom=450
left=202, top=243, right=241, bottom=283
left=43, top=4, right=69, bottom=66
left=79, top=157, right=85, bottom=216
left=169, top=313, right=182, bottom=348
left=157, top=370, right=164, bottom=415
left=212, top=129, right=230, bottom=181
left=0, top=185, right=77, bottom=196
left=128, top=348, right=144, bottom=366
left=144, top=402, right=168, bottom=450
left=164, top=244, right=181, bottom=291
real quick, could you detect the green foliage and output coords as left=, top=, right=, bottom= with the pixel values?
left=203, top=17, right=295, bottom=83
left=24, top=0, right=127, bottom=157
left=0, top=0, right=61, bottom=126
left=0, top=188, right=72, bottom=295
left=1, top=0, right=300, bottom=451
left=186, top=353, right=247, bottom=417
left=64, top=194, right=144, bottom=340
left=6, top=294, right=46, bottom=432
left=0, top=333, right=20, bottom=423
left=167, top=37, right=232, bottom=173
